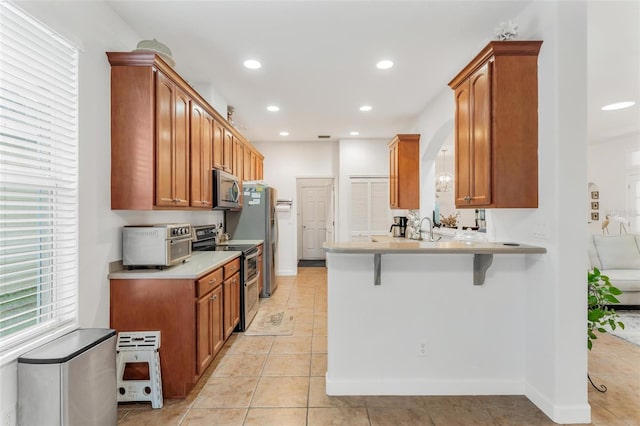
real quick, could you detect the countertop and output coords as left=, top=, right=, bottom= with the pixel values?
left=217, top=239, right=264, bottom=246
left=108, top=251, right=241, bottom=280
left=323, top=240, right=546, bottom=254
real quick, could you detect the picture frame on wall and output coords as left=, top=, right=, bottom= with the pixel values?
left=591, top=201, right=599, bottom=210
left=591, top=191, right=599, bottom=199
left=591, top=212, right=599, bottom=221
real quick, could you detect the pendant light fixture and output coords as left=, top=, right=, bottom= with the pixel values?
left=436, top=149, right=454, bottom=192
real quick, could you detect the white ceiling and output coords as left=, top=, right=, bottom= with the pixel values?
left=106, top=1, right=639, bottom=145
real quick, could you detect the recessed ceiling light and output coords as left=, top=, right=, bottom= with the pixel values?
left=359, top=105, right=372, bottom=112
left=279, top=131, right=289, bottom=136
left=350, top=131, right=359, bottom=136
left=243, top=59, right=261, bottom=69
left=267, top=105, right=280, bottom=112
left=376, top=60, right=394, bottom=70
left=601, top=101, right=635, bottom=111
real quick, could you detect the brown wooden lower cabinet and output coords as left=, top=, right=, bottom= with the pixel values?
left=223, top=272, right=240, bottom=340
left=110, top=258, right=240, bottom=399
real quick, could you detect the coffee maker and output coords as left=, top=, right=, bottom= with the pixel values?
left=389, top=216, right=408, bottom=237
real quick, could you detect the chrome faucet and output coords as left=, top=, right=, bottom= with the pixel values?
left=418, top=216, right=435, bottom=242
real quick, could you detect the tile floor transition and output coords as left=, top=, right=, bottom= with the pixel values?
left=117, top=267, right=640, bottom=425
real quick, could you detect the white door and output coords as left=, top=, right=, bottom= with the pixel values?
left=297, top=178, right=335, bottom=260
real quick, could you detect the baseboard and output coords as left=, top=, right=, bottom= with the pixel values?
left=525, top=382, right=591, bottom=424
left=325, top=376, right=524, bottom=396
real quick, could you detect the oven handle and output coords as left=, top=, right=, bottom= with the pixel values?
left=245, top=248, right=259, bottom=261
left=245, top=272, right=260, bottom=287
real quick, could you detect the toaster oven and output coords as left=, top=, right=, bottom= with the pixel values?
left=122, top=224, right=192, bottom=268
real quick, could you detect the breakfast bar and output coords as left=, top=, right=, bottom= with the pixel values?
left=323, top=239, right=546, bottom=397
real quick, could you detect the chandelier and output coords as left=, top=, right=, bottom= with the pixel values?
left=435, top=149, right=454, bottom=192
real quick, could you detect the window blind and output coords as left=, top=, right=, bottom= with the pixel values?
left=0, top=2, right=79, bottom=351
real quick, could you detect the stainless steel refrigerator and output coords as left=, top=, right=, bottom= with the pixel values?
left=226, top=183, right=278, bottom=297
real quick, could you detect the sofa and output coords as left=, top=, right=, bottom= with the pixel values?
left=588, top=234, right=640, bottom=306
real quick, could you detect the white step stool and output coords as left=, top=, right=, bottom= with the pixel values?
left=116, top=331, right=163, bottom=409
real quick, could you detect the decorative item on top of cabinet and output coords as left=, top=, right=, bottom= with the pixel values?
left=448, top=40, right=542, bottom=209
left=388, top=134, right=420, bottom=209
left=106, top=51, right=265, bottom=210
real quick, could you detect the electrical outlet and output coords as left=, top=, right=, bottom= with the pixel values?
left=419, top=343, right=427, bottom=357
left=531, top=223, right=549, bottom=239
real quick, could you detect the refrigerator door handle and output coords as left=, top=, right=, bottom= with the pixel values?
left=273, top=205, right=278, bottom=254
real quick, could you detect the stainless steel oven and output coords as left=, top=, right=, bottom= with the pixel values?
left=192, top=225, right=259, bottom=331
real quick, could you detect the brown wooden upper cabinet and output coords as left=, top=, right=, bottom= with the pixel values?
left=212, top=119, right=225, bottom=171
left=223, top=128, right=234, bottom=173
left=388, top=134, right=420, bottom=209
left=155, top=71, right=190, bottom=208
left=448, top=40, right=542, bottom=209
left=190, top=102, right=214, bottom=208
left=232, top=136, right=243, bottom=179
left=107, top=52, right=264, bottom=210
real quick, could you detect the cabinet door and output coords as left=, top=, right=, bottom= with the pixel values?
left=211, top=284, right=224, bottom=355
left=223, top=128, right=233, bottom=173
left=454, top=80, right=472, bottom=206
left=213, top=119, right=224, bottom=170
left=190, top=103, right=213, bottom=208
left=155, top=73, right=175, bottom=207
left=196, top=292, right=213, bottom=375
left=155, top=72, right=189, bottom=207
left=223, top=272, right=240, bottom=339
left=256, top=158, right=263, bottom=180
left=468, top=62, right=491, bottom=206
left=233, top=137, right=243, bottom=179
left=250, top=151, right=257, bottom=181
left=455, top=63, right=491, bottom=207
left=389, top=142, right=398, bottom=208
left=174, top=87, right=190, bottom=206
left=243, top=145, right=251, bottom=181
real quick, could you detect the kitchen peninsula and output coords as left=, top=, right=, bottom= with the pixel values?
left=323, top=239, right=546, bottom=397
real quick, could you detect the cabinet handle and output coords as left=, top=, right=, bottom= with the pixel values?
left=210, top=294, right=217, bottom=300
left=209, top=278, right=217, bottom=284
left=232, top=278, right=237, bottom=284
left=464, top=196, right=473, bottom=202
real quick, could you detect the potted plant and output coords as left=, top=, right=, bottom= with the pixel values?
left=587, top=267, right=625, bottom=392
left=587, top=267, right=624, bottom=350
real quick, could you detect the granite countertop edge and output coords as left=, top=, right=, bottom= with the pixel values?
left=108, top=251, right=242, bottom=280
left=323, top=241, right=546, bottom=255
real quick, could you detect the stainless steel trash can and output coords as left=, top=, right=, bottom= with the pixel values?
left=18, top=328, right=117, bottom=426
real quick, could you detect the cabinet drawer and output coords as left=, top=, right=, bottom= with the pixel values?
left=197, top=268, right=223, bottom=297
left=224, top=258, right=241, bottom=278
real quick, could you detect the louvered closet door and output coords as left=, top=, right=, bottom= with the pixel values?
left=350, top=177, right=392, bottom=242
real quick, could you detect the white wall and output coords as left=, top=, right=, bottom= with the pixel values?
left=588, top=132, right=640, bottom=234
left=0, top=2, right=225, bottom=423
left=337, top=138, right=390, bottom=241
left=252, top=140, right=339, bottom=275
left=409, top=2, right=590, bottom=422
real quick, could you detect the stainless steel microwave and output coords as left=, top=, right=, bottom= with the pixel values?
left=213, top=169, right=242, bottom=210
left=122, top=224, right=192, bottom=268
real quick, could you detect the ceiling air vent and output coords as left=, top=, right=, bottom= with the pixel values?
left=318, top=135, right=331, bottom=139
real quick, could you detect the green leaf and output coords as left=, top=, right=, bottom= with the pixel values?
left=597, top=327, right=607, bottom=333
left=588, top=339, right=593, bottom=350
left=618, top=322, right=625, bottom=330
left=604, top=295, right=620, bottom=304
left=609, top=286, right=623, bottom=295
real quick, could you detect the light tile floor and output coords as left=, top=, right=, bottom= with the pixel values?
left=118, top=267, right=640, bottom=425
